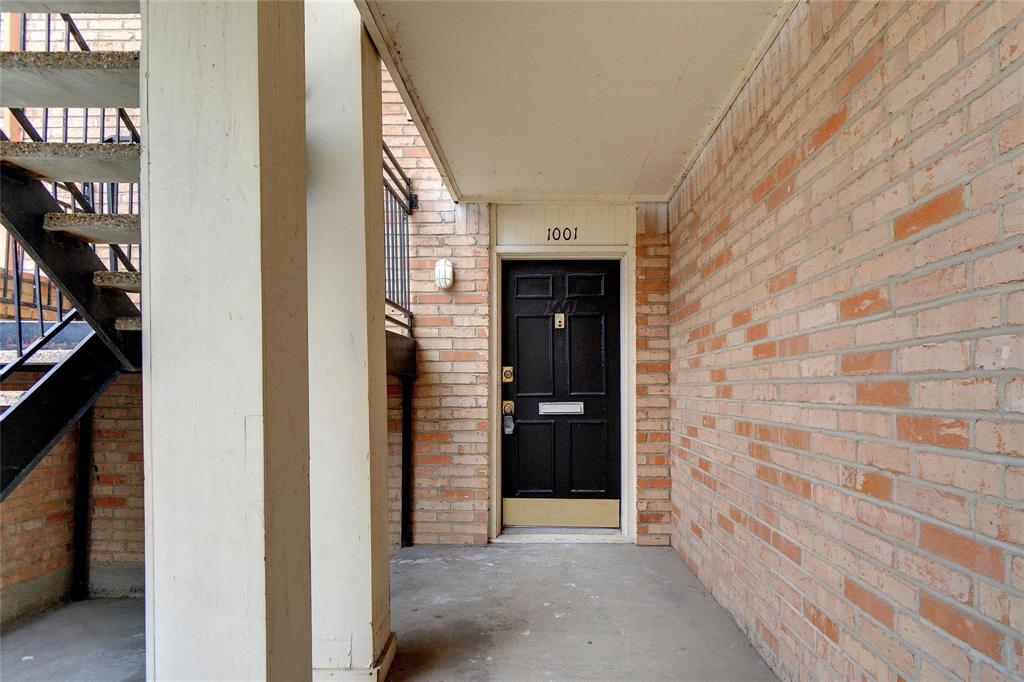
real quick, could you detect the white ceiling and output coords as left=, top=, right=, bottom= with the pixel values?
left=363, top=1, right=792, bottom=202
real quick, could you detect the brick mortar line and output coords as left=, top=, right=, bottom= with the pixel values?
left=675, top=106, right=1019, bottom=304
left=672, top=394, right=1024, bottom=427
left=670, top=402, right=1024, bottom=468
left=672, top=507, right=867, bottom=678
left=675, top=0, right=1005, bottom=245
left=680, top=551, right=805, bottom=680
left=669, top=453, right=1024, bottom=644
left=673, top=414, right=1021, bottom=519
left=669, top=505, right=911, bottom=682
left=669, top=31, right=1023, bottom=320
left=669, top=505, right=935, bottom=682
left=670, top=140, right=1023, bottom=343
left=670, top=223, right=1024, bottom=351
left=678, top=369, right=1024, bottom=385
left=667, top=491, right=1019, bottom=675
left=669, top=489, right=996, bottom=682
left=674, top=0, right=907, bottom=224
left=674, top=345, right=1024, bottom=383
left=673, top=426, right=1024, bottom=560
left=670, top=137, right=1022, bottom=337
left=673, top=307, right=1024, bottom=375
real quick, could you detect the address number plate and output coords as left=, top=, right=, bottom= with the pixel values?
left=538, top=402, right=585, bottom=415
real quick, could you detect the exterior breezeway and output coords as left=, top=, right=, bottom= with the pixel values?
left=2, top=544, right=775, bottom=682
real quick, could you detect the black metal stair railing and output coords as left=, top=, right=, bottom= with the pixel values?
left=383, top=142, right=416, bottom=333
left=382, top=145, right=418, bottom=547
left=1, top=12, right=140, bottom=377
left=1, top=11, right=140, bottom=502
left=9, top=12, right=141, bottom=270
left=0, top=230, right=85, bottom=378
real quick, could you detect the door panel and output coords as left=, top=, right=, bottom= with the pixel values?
left=567, top=313, right=606, bottom=395
left=515, top=420, right=556, bottom=494
left=514, top=316, right=554, bottom=396
left=569, top=420, right=608, bottom=494
left=501, top=260, right=621, bottom=527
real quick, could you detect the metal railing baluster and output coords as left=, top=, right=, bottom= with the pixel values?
left=1, top=11, right=140, bottom=374
left=382, top=143, right=416, bottom=333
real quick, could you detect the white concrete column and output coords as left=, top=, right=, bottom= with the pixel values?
left=141, top=2, right=311, bottom=679
left=305, top=2, right=394, bottom=680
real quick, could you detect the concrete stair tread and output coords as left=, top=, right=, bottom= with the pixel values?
left=0, top=391, right=22, bottom=409
left=0, top=141, right=140, bottom=182
left=93, top=270, right=140, bottom=293
left=0, top=51, right=139, bottom=108
left=0, top=0, right=139, bottom=12
left=114, top=315, right=141, bottom=332
left=44, top=212, right=140, bottom=244
left=0, top=349, right=75, bottom=365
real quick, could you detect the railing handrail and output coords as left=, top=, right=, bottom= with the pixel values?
left=58, top=13, right=141, bottom=143
left=382, top=143, right=415, bottom=332
left=0, top=310, right=78, bottom=381
left=2, top=11, right=140, bottom=376
left=383, top=142, right=417, bottom=211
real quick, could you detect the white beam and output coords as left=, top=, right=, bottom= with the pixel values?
left=141, top=1, right=311, bottom=678
left=306, top=2, right=394, bottom=680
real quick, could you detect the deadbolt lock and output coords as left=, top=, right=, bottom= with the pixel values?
left=501, top=400, right=515, bottom=416
left=502, top=366, right=514, bottom=383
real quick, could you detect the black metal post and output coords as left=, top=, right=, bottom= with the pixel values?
left=71, top=408, right=93, bottom=601
left=400, top=376, right=414, bottom=547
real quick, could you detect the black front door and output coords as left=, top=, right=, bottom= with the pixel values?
left=501, top=260, right=621, bottom=527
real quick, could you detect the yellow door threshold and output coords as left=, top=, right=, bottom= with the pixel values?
left=502, top=498, right=619, bottom=528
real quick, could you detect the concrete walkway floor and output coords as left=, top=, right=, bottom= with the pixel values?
left=1, top=598, right=144, bottom=682
left=388, top=544, right=775, bottom=681
left=0, top=545, right=774, bottom=681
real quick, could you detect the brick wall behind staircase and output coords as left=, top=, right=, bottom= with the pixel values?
left=0, top=372, right=143, bottom=623
left=387, top=375, right=403, bottom=553
left=668, top=1, right=1023, bottom=679
left=0, top=394, right=77, bottom=623
left=88, top=373, right=143, bottom=592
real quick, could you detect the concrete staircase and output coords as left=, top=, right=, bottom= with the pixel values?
left=0, top=1, right=142, bottom=499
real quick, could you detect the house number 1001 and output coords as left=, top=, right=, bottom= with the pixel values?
left=547, top=226, right=579, bottom=242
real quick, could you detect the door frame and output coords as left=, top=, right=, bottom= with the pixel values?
left=487, top=213, right=637, bottom=543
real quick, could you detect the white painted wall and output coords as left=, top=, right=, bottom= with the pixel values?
left=495, top=203, right=635, bottom=246
left=142, top=1, right=311, bottom=678
left=306, top=2, right=393, bottom=678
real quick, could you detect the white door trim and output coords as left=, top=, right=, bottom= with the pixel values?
left=487, top=210, right=638, bottom=544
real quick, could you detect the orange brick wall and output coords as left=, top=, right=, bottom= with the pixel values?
left=0, top=372, right=143, bottom=622
left=384, top=70, right=491, bottom=544
left=89, top=373, right=144, bottom=590
left=0, top=431, right=76, bottom=589
left=387, top=376, right=403, bottom=552
left=0, top=404, right=78, bottom=623
left=636, top=204, right=673, bottom=545
left=668, top=1, right=1023, bottom=680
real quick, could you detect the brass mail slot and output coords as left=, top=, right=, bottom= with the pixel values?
left=538, top=402, right=584, bottom=415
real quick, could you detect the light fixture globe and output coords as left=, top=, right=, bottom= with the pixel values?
left=434, top=258, right=454, bottom=290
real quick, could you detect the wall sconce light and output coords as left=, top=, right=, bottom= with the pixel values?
left=434, top=258, right=454, bottom=290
